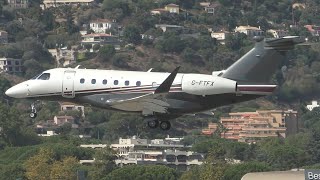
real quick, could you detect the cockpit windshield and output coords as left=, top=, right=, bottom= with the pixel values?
left=31, top=73, right=42, bottom=80
left=37, top=73, right=51, bottom=80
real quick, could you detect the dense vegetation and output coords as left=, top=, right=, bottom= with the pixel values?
left=1, top=0, right=320, bottom=179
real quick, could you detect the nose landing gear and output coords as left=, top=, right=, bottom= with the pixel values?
left=29, top=103, right=37, bottom=118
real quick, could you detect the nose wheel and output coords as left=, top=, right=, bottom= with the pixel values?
left=29, top=103, right=37, bottom=118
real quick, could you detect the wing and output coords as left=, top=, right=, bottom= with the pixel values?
left=107, top=67, right=180, bottom=115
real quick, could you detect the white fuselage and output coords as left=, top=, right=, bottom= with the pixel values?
left=5, top=68, right=275, bottom=114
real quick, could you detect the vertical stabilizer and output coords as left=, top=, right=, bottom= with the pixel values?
left=221, top=36, right=305, bottom=83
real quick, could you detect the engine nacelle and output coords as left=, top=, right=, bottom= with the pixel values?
left=181, top=74, right=237, bottom=95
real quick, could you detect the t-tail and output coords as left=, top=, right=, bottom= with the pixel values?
left=221, top=36, right=305, bottom=83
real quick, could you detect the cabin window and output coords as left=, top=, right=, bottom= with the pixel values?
left=102, top=79, right=107, bottom=85
left=80, top=78, right=85, bottom=84
left=37, top=73, right=50, bottom=80
left=114, top=80, right=118, bottom=85
left=136, top=81, right=141, bottom=86
left=125, top=80, right=129, bottom=86
left=91, top=79, right=96, bottom=84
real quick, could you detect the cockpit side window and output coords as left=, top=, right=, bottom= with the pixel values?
left=37, top=73, right=50, bottom=80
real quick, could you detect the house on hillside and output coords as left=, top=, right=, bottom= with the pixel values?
left=307, top=101, right=319, bottom=111
left=41, top=0, right=94, bottom=9
left=60, top=102, right=85, bottom=117
left=0, top=31, right=8, bottom=44
left=89, top=19, right=115, bottom=33
left=165, top=3, right=179, bottom=14
left=155, top=24, right=183, bottom=32
left=0, top=58, right=22, bottom=73
left=48, top=48, right=76, bottom=67
left=209, top=30, right=230, bottom=44
left=151, top=3, right=180, bottom=15
left=81, top=33, right=119, bottom=46
left=234, top=25, right=264, bottom=37
left=267, top=29, right=289, bottom=38
left=6, top=0, right=28, bottom=8
left=54, top=115, right=75, bottom=125
left=304, top=25, right=320, bottom=36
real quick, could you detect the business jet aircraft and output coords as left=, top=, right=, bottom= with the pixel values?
left=5, top=36, right=304, bottom=130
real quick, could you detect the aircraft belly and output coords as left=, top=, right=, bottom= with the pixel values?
left=111, top=102, right=143, bottom=112
left=75, top=92, right=265, bottom=115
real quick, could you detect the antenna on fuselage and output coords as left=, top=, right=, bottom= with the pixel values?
left=75, top=65, right=81, bottom=69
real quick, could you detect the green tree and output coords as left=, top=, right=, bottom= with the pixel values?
left=105, top=165, right=178, bottom=180
left=25, top=148, right=54, bottom=180
left=89, top=147, right=117, bottom=179
left=50, top=157, right=79, bottom=180
left=223, top=162, right=272, bottom=180
left=123, top=25, right=142, bottom=45
left=97, top=45, right=116, bottom=61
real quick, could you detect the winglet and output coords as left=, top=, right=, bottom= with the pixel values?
left=155, top=66, right=180, bottom=94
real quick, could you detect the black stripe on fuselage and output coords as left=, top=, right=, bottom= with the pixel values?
left=27, top=84, right=182, bottom=97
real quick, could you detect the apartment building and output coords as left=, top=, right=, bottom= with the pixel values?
left=202, top=110, right=298, bottom=143
left=80, top=136, right=202, bottom=171
left=0, top=58, right=23, bottom=73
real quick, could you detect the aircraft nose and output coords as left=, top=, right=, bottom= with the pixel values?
left=5, top=83, right=28, bottom=98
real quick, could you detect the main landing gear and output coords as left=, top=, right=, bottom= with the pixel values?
left=147, top=119, right=171, bottom=131
left=29, top=102, right=37, bottom=118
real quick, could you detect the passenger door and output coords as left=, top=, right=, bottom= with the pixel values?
left=62, top=70, right=76, bottom=98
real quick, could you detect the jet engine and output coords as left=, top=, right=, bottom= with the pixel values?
left=181, top=74, right=237, bottom=95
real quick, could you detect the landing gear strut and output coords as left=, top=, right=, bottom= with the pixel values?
left=29, top=103, right=37, bottom=118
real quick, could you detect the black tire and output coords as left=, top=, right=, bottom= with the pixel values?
left=30, top=112, right=37, bottom=118
left=160, top=121, right=171, bottom=131
left=147, top=120, right=159, bottom=129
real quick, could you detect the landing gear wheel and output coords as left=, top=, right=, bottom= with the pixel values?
left=30, top=102, right=37, bottom=119
left=29, top=112, right=37, bottom=118
left=147, top=120, right=159, bottom=129
left=160, top=121, right=171, bottom=131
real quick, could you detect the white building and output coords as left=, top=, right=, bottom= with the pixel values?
left=80, top=136, right=203, bottom=171
left=267, top=29, right=289, bottom=38
left=235, top=25, right=264, bottom=37
left=210, top=31, right=230, bottom=44
left=155, top=24, right=183, bottom=32
left=38, top=130, right=58, bottom=137
left=0, top=31, right=8, bottom=44
left=42, top=0, right=94, bottom=9
left=0, top=57, right=22, bottom=73
left=307, top=101, right=319, bottom=111
left=89, top=19, right=115, bottom=33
